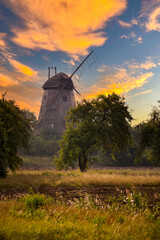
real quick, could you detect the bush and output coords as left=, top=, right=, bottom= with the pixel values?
left=22, top=191, right=52, bottom=212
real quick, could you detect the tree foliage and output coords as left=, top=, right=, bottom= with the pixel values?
left=136, top=105, right=160, bottom=165
left=0, top=97, right=35, bottom=177
left=55, top=93, right=133, bottom=171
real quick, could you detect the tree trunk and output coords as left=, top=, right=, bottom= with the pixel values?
left=78, top=152, right=87, bottom=172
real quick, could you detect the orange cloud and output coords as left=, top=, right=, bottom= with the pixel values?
left=0, top=33, right=6, bottom=47
left=2, top=0, right=127, bottom=55
left=0, top=45, right=38, bottom=83
left=140, top=61, right=156, bottom=69
left=75, top=60, right=154, bottom=101
left=84, top=72, right=153, bottom=99
left=8, top=59, right=38, bottom=77
left=0, top=73, right=18, bottom=87
left=123, top=59, right=157, bottom=71
left=146, top=7, right=160, bottom=32
left=0, top=78, right=42, bottom=117
left=140, top=0, right=160, bottom=32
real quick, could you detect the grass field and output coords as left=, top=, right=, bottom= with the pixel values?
left=0, top=191, right=159, bottom=240
left=0, top=168, right=160, bottom=190
left=0, top=167, right=160, bottom=239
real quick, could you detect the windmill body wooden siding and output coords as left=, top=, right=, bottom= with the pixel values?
left=36, top=72, right=76, bottom=134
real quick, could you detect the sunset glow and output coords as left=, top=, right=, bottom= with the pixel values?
left=1, top=0, right=160, bottom=124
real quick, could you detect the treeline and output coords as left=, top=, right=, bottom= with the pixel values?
left=96, top=127, right=152, bottom=167
left=22, top=94, right=160, bottom=168
left=54, top=94, right=157, bottom=171
left=21, top=126, right=152, bottom=167
left=1, top=93, right=160, bottom=177
left=20, top=128, right=60, bottom=157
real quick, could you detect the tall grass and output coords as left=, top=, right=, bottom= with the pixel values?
left=0, top=193, right=159, bottom=240
left=0, top=168, right=160, bottom=189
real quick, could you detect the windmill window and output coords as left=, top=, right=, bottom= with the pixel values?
left=44, top=96, right=47, bottom=100
left=63, top=96, right=67, bottom=102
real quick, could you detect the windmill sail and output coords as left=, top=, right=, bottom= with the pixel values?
left=70, top=50, right=98, bottom=81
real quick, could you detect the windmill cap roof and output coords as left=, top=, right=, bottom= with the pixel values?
left=42, top=72, right=74, bottom=90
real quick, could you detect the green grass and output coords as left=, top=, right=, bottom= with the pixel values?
left=0, top=168, right=160, bottom=190
left=0, top=168, right=159, bottom=239
left=0, top=193, right=159, bottom=240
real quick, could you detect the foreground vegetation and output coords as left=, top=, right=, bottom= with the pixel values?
left=0, top=190, right=159, bottom=240
left=0, top=168, right=159, bottom=239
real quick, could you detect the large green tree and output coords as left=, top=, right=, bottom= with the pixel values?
left=55, top=93, right=133, bottom=171
left=136, top=105, right=160, bottom=166
left=0, top=97, right=35, bottom=177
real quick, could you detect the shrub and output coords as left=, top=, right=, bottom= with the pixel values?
left=22, top=191, right=51, bottom=212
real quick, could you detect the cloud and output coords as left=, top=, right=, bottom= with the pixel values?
left=140, top=60, right=156, bottom=69
left=136, top=37, right=143, bottom=44
left=120, top=34, right=129, bottom=39
left=1, top=0, right=127, bottom=55
left=146, top=7, right=160, bottom=32
left=0, top=33, right=7, bottom=47
left=0, top=45, right=41, bottom=116
left=0, top=78, right=42, bottom=116
left=0, top=73, right=18, bottom=87
left=83, top=71, right=153, bottom=99
left=62, top=59, right=75, bottom=67
left=140, top=0, right=160, bottom=32
left=131, top=19, right=138, bottom=25
left=120, top=32, right=143, bottom=44
left=125, top=59, right=157, bottom=71
left=0, top=69, right=41, bottom=116
left=120, top=32, right=136, bottom=39
left=8, top=59, right=38, bottom=77
left=131, top=89, right=152, bottom=97
left=118, top=18, right=138, bottom=28
left=118, top=20, right=132, bottom=27
left=0, top=38, right=42, bottom=116
left=76, top=59, right=155, bottom=100
left=0, top=44, right=39, bottom=83
left=140, top=0, right=160, bottom=16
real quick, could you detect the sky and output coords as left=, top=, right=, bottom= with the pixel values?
left=1, top=0, right=160, bottom=125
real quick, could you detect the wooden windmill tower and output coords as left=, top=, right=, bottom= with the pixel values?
left=35, top=50, right=97, bottom=134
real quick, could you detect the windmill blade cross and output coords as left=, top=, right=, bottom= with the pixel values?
left=70, top=50, right=96, bottom=79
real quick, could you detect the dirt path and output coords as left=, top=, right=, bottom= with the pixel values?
left=0, top=186, right=159, bottom=207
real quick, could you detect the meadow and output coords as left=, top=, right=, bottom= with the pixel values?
left=0, top=168, right=160, bottom=190
left=0, top=165, right=160, bottom=239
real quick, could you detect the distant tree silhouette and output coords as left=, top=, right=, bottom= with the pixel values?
left=136, top=104, right=160, bottom=166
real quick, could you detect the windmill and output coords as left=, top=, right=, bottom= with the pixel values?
left=35, top=50, right=98, bottom=134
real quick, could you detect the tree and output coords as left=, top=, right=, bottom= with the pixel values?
left=136, top=105, right=160, bottom=166
left=55, top=93, right=133, bottom=171
left=0, top=96, right=35, bottom=177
